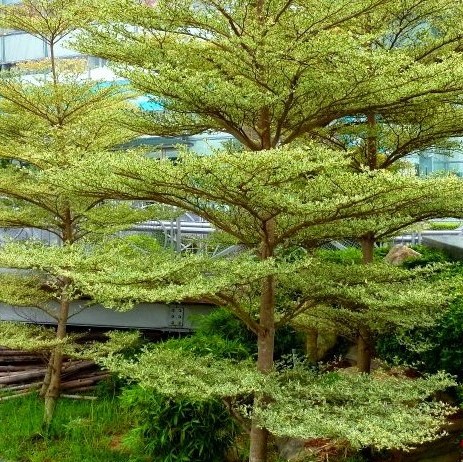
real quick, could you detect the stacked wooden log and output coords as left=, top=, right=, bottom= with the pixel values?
left=0, top=348, right=110, bottom=399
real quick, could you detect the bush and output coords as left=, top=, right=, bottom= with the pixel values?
left=162, top=333, right=251, bottom=360
left=398, top=245, right=450, bottom=269
left=373, top=244, right=450, bottom=266
left=192, top=308, right=305, bottom=359
left=193, top=308, right=256, bottom=355
left=121, top=386, right=238, bottom=462
left=317, top=244, right=450, bottom=268
left=317, top=247, right=363, bottom=264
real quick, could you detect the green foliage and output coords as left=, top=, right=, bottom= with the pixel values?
left=4, top=1, right=463, bottom=456
left=377, top=296, right=463, bottom=379
left=102, top=347, right=265, bottom=400
left=94, top=375, right=129, bottom=400
left=0, top=0, right=153, bottom=427
left=193, top=308, right=255, bottom=353
left=120, top=386, right=238, bottom=462
left=192, top=308, right=305, bottom=360
left=0, top=326, right=244, bottom=462
left=374, top=245, right=449, bottom=266
left=163, top=333, right=252, bottom=360
left=65, top=1, right=463, bottom=458
left=273, top=325, right=306, bottom=359
left=402, top=246, right=452, bottom=269
left=319, top=244, right=451, bottom=268
left=79, top=0, right=463, bottom=155
left=304, top=246, right=454, bottom=354
left=0, top=322, right=68, bottom=351
left=317, top=247, right=363, bottom=264
left=122, top=233, right=162, bottom=253
left=259, top=368, right=456, bottom=451
left=102, top=343, right=456, bottom=452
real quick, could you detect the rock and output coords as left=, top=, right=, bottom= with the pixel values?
left=276, top=436, right=352, bottom=461
left=316, top=331, right=339, bottom=360
left=275, top=437, right=306, bottom=461
left=384, top=245, right=422, bottom=266
left=344, top=345, right=382, bottom=370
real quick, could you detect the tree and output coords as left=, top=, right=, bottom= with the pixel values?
left=72, top=1, right=463, bottom=458
left=325, top=14, right=463, bottom=368
left=79, top=0, right=463, bottom=373
left=0, top=0, right=151, bottom=427
left=290, top=249, right=454, bottom=370
left=297, top=171, right=463, bottom=372
left=320, top=0, right=463, bottom=170
left=62, top=144, right=462, bottom=460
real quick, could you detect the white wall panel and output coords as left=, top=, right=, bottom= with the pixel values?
left=4, top=33, right=45, bottom=62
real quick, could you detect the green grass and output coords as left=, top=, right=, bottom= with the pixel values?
left=427, top=221, right=462, bottom=230
left=0, top=394, right=140, bottom=462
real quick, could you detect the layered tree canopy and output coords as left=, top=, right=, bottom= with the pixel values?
left=0, top=0, right=462, bottom=458
left=79, top=0, right=463, bottom=151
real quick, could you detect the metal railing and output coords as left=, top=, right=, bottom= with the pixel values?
left=1, top=219, right=463, bottom=253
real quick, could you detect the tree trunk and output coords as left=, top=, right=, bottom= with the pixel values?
left=43, top=347, right=63, bottom=427
left=366, top=112, right=377, bottom=170
left=42, top=294, right=70, bottom=429
left=305, top=328, right=319, bottom=363
left=42, top=209, right=75, bottom=424
left=249, top=272, right=275, bottom=462
left=40, top=351, right=53, bottom=397
left=356, top=111, right=379, bottom=372
left=250, top=424, right=269, bottom=462
left=249, top=223, right=276, bottom=462
left=360, top=235, right=375, bottom=265
left=358, top=236, right=375, bottom=373
left=357, top=327, right=372, bottom=373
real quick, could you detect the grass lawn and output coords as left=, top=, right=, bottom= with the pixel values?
left=0, top=394, right=140, bottom=462
left=427, top=221, right=462, bottom=230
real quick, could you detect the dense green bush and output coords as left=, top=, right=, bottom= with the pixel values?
left=162, top=333, right=251, bottom=360
left=317, top=246, right=363, bottom=264
left=316, top=245, right=449, bottom=267
left=398, top=245, right=450, bottom=269
left=373, top=244, right=450, bottom=268
left=193, top=308, right=256, bottom=355
left=120, top=386, right=238, bottom=462
left=192, top=308, right=305, bottom=359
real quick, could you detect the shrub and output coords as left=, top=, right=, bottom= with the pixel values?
left=120, top=386, right=238, bottom=462
left=398, top=245, right=451, bottom=269
left=317, top=247, right=363, bottom=264
left=162, top=333, right=251, bottom=360
left=193, top=308, right=256, bottom=355
left=192, top=308, right=305, bottom=359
